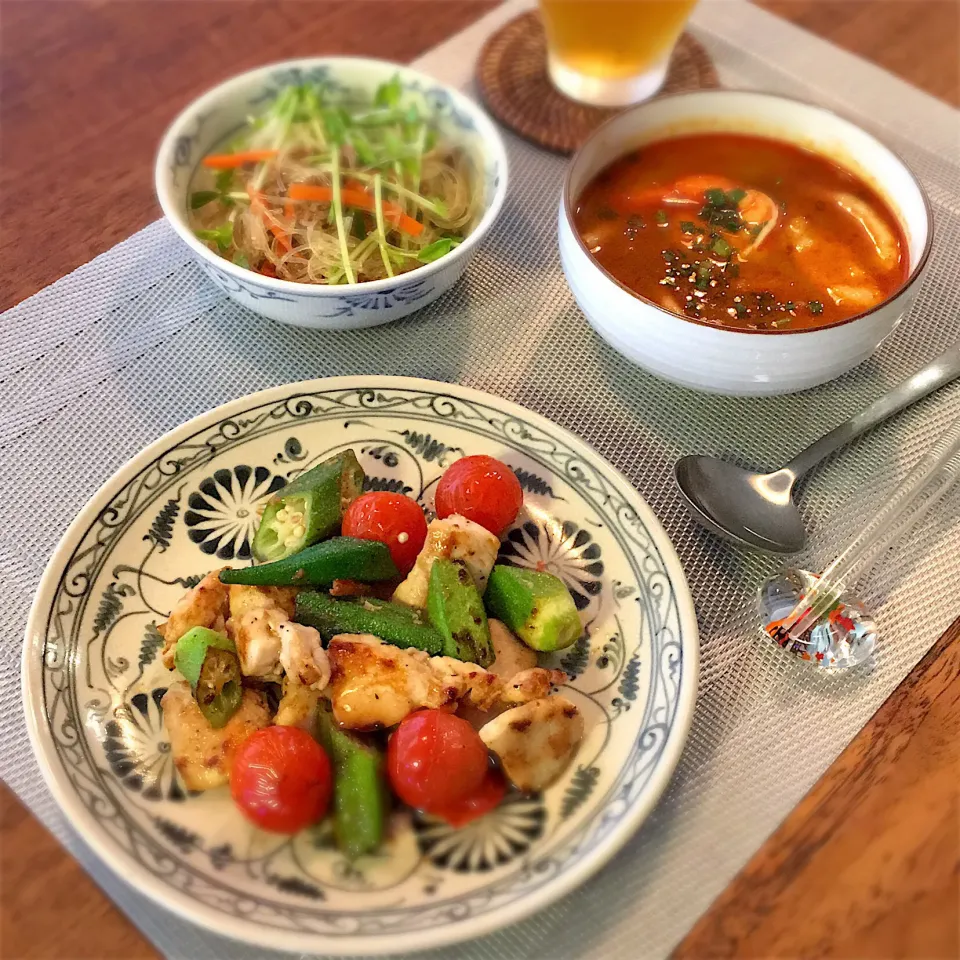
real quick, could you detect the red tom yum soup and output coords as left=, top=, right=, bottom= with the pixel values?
left=574, top=133, right=909, bottom=332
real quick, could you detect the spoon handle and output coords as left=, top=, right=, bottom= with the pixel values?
left=784, top=341, right=960, bottom=478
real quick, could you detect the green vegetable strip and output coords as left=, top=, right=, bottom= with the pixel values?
left=253, top=86, right=297, bottom=192
left=330, top=149, right=356, bottom=284
left=373, top=174, right=395, bottom=278
left=301, top=164, right=446, bottom=216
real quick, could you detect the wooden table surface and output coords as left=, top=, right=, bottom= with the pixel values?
left=2, top=2, right=958, bottom=957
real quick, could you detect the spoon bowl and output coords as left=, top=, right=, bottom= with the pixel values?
left=674, top=342, right=960, bottom=553
left=675, top=456, right=806, bottom=553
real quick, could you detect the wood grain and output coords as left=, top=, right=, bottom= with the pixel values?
left=0, top=0, right=496, bottom=312
left=1, top=2, right=958, bottom=958
left=0, top=782, right=160, bottom=959
left=674, top=617, right=960, bottom=959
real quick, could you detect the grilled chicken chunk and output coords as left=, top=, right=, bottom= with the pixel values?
left=226, top=583, right=297, bottom=621
left=274, top=678, right=323, bottom=739
left=458, top=620, right=540, bottom=728
left=161, top=682, right=271, bottom=791
left=479, top=695, right=583, bottom=792
left=326, top=634, right=566, bottom=729
left=159, top=570, right=229, bottom=669
left=229, top=607, right=287, bottom=679
left=392, top=515, right=500, bottom=608
left=225, top=585, right=325, bottom=683
left=277, top=621, right=330, bottom=689
left=486, top=620, right=538, bottom=679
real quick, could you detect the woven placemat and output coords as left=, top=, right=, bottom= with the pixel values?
left=476, top=10, right=718, bottom=153
left=2, top=2, right=959, bottom=958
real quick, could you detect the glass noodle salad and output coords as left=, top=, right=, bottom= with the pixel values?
left=189, top=76, right=481, bottom=284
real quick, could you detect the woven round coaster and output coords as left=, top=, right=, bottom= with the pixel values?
left=476, top=10, right=719, bottom=154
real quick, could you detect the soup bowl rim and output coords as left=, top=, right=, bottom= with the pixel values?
left=561, top=88, right=934, bottom=337
left=155, top=55, right=509, bottom=299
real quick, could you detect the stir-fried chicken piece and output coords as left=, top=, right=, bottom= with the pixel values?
left=486, top=619, right=538, bottom=679
left=222, top=583, right=328, bottom=686
left=479, top=695, right=584, bottom=792
left=226, top=583, right=297, bottom=621
left=158, top=570, right=229, bottom=669
left=161, top=682, right=271, bottom=791
left=277, top=621, right=330, bottom=689
left=229, top=607, right=288, bottom=679
left=274, top=677, right=323, bottom=739
left=326, top=634, right=566, bottom=729
left=392, top=515, right=500, bottom=608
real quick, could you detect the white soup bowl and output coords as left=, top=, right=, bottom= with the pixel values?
left=558, top=90, right=932, bottom=395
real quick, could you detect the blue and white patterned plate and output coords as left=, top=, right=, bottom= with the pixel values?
left=23, top=377, right=698, bottom=954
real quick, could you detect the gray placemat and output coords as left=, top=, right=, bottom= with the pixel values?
left=3, top=2, right=959, bottom=957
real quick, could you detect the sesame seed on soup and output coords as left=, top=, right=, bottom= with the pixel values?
left=574, top=133, right=908, bottom=331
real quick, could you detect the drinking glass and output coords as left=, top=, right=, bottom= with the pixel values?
left=539, top=0, right=698, bottom=106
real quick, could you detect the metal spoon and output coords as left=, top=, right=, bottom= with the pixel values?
left=675, top=342, right=960, bottom=553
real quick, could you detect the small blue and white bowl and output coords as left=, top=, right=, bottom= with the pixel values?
left=155, top=58, right=508, bottom=330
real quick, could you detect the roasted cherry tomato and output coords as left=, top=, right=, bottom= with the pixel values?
left=230, top=726, right=332, bottom=833
left=342, top=492, right=428, bottom=575
left=387, top=709, right=489, bottom=812
left=431, top=769, right=507, bottom=827
left=434, top=455, right=523, bottom=537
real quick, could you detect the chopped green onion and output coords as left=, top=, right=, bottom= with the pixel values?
left=727, top=188, right=746, bottom=204
left=705, top=187, right=727, bottom=206
left=680, top=221, right=696, bottom=234
left=809, top=300, right=824, bottom=314
left=694, top=261, right=712, bottom=291
left=656, top=210, right=668, bottom=224
left=710, top=236, right=732, bottom=258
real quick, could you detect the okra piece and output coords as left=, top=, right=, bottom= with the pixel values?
left=220, top=537, right=397, bottom=587
left=318, top=705, right=386, bottom=859
left=294, top=592, right=443, bottom=654
left=253, top=450, right=365, bottom=562
left=483, top=565, right=581, bottom=652
left=427, top=558, right=493, bottom=666
left=173, top=626, right=243, bottom=728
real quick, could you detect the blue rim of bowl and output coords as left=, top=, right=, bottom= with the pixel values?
left=21, top=376, right=699, bottom=955
left=561, top=88, right=934, bottom=336
left=154, top=57, right=509, bottom=298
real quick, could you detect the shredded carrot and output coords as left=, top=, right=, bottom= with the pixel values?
left=202, top=149, right=279, bottom=170
left=248, top=189, right=292, bottom=254
left=288, top=182, right=424, bottom=237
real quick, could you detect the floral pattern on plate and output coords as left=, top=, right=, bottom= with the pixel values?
left=24, top=378, right=697, bottom=955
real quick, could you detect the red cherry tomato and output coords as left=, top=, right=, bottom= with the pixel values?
left=434, top=455, right=523, bottom=537
left=342, top=492, right=428, bottom=575
left=431, top=769, right=507, bottom=827
left=387, top=710, right=489, bottom=812
left=230, top=726, right=332, bottom=834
